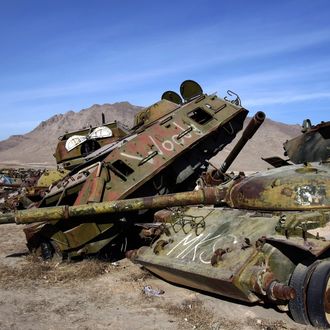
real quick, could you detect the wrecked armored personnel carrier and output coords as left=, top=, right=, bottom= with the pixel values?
left=11, top=80, right=249, bottom=259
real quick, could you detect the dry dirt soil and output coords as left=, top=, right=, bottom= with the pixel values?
left=0, top=224, right=316, bottom=330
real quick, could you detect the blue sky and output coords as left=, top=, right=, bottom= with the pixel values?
left=0, top=0, right=329, bottom=140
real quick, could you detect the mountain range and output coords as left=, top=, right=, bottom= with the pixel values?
left=0, top=102, right=302, bottom=171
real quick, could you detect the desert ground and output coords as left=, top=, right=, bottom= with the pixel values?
left=0, top=222, right=315, bottom=330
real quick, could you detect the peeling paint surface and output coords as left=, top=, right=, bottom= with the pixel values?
left=295, top=185, right=326, bottom=206
left=226, top=163, right=330, bottom=210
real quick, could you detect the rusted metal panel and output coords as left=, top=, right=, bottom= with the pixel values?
left=132, top=207, right=277, bottom=302
left=225, top=163, right=330, bottom=210
left=133, top=206, right=330, bottom=303
left=143, top=99, right=179, bottom=124
left=98, top=98, right=247, bottom=203
left=61, top=223, right=114, bottom=249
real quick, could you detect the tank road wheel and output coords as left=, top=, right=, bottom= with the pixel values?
left=307, top=261, right=330, bottom=328
left=38, top=240, right=64, bottom=261
left=289, top=262, right=320, bottom=325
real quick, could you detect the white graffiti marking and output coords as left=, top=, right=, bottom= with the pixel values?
left=166, top=232, right=237, bottom=264
left=120, top=151, right=155, bottom=164
left=162, top=140, right=175, bottom=151
left=148, top=135, right=164, bottom=155
left=166, top=233, right=203, bottom=257
left=120, top=121, right=203, bottom=165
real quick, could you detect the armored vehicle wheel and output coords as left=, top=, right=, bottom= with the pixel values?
left=307, top=261, right=330, bottom=328
left=40, top=241, right=54, bottom=260
left=289, top=262, right=320, bottom=325
left=39, top=240, right=63, bottom=261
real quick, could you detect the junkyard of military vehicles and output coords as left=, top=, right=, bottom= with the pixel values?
left=0, top=80, right=329, bottom=329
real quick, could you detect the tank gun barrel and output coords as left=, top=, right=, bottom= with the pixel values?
left=0, top=187, right=224, bottom=225
left=214, top=111, right=265, bottom=179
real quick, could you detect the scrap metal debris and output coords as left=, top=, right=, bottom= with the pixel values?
left=142, top=285, right=165, bottom=297
left=0, top=168, right=46, bottom=213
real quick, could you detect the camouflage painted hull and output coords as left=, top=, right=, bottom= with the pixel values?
left=133, top=206, right=329, bottom=300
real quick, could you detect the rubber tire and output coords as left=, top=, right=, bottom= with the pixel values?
left=307, top=260, right=330, bottom=328
left=289, top=262, right=320, bottom=325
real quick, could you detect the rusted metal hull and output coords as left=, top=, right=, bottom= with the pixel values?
left=132, top=206, right=330, bottom=303
left=23, top=84, right=250, bottom=257
left=284, top=121, right=330, bottom=164
left=223, top=163, right=330, bottom=211
left=137, top=260, right=251, bottom=302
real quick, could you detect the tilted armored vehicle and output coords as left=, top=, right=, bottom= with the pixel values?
left=1, top=81, right=329, bottom=327
left=8, top=80, right=250, bottom=260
